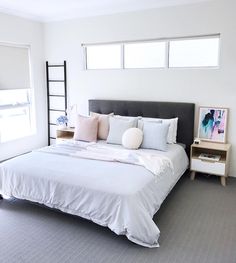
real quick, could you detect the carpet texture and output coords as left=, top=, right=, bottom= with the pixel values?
left=0, top=174, right=236, bottom=263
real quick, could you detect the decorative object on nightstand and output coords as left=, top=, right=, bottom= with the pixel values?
left=66, top=104, right=77, bottom=128
left=56, top=127, right=75, bottom=142
left=194, top=138, right=201, bottom=145
left=56, top=115, right=68, bottom=129
left=190, top=141, right=231, bottom=186
left=198, top=107, right=228, bottom=143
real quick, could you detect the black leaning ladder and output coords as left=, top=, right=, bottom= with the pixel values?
left=46, top=61, right=67, bottom=145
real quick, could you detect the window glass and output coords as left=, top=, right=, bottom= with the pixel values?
left=84, top=35, right=220, bottom=70
left=86, top=44, right=121, bottom=69
left=124, top=42, right=166, bottom=68
left=169, top=37, right=220, bottom=68
left=0, top=89, right=29, bottom=106
left=0, top=89, right=32, bottom=142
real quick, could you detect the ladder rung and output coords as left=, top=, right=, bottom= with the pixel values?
left=49, top=123, right=57, bottom=126
left=49, top=95, right=65, bottom=97
left=50, top=137, right=56, bottom=139
left=49, top=109, right=66, bottom=112
left=48, top=65, right=64, bottom=67
left=48, top=80, right=65, bottom=82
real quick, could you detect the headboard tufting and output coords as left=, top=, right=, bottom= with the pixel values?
left=89, top=99, right=195, bottom=156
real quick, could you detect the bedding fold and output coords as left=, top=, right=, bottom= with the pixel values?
left=36, top=141, right=174, bottom=179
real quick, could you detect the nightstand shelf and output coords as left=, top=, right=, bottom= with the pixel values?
left=56, top=127, right=75, bottom=142
left=190, top=141, right=231, bottom=186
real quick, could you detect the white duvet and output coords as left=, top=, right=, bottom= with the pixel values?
left=0, top=141, right=188, bottom=247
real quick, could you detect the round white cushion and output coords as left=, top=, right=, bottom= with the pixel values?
left=122, top=128, right=143, bottom=149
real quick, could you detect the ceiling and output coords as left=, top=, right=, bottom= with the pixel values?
left=0, top=0, right=212, bottom=22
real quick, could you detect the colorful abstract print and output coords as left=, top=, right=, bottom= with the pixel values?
left=199, top=108, right=226, bottom=142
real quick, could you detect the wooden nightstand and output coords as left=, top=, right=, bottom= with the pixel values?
left=56, top=127, right=75, bottom=142
left=190, top=141, right=231, bottom=186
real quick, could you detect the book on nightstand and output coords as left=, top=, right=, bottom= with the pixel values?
left=198, top=153, right=221, bottom=162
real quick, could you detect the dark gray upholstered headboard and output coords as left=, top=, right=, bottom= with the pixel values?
left=89, top=99, right=195, bottom=156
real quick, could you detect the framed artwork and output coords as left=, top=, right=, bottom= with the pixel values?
left=197, top=107, right=228, bottom=143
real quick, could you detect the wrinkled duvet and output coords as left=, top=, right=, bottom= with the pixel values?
left=0, top=141, right=188, bottom=247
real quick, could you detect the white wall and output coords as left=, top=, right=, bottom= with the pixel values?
left=0, top=13, right=47, bottom=161
left=44, top=0, right=235, bottom=177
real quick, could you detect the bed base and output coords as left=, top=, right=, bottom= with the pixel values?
left=0, top=194, right=3, bottom=199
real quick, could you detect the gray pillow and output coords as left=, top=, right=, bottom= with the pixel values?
left=107, top=117, right=137, bottom=145
left=141, top=121, right=169, bottom=151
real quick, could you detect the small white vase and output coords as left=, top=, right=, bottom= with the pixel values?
left=58, top=124, right=67, bottom=130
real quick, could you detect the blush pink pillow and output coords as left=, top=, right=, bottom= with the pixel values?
left=90, top=112, right=114, bottom=140
left=74, top=115, right=98, bottom=142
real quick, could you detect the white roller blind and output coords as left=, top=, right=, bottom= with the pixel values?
left=0, top=44, right=31, bottom=90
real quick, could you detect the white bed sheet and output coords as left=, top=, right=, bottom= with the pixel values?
left=0, top=142, right=188, bottom=247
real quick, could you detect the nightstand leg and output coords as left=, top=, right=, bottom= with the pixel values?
left=190, top=171, right=196, bottom=180
left=221, top=177, right=226, bottom=187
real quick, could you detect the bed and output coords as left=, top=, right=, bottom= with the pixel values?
left=0, top=100, right=195, bottom=248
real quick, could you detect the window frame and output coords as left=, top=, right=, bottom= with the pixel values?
left=82, top=34, right=221, bottom=70
left=168, top=35, right=221, bottom=69
left=0, top=42, right=35, bottom=143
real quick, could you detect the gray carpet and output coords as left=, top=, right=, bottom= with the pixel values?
left=0, top=174, right=236, bottom=263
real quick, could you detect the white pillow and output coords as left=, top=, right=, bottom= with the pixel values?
left=162, top=118, right=178, bottom=144
left=122, top=128, right=143, bottom=149
left=138, top=117, right=178, bottom=144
